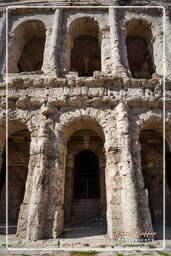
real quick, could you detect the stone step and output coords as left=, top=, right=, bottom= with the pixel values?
left=71, top=199, right=101, bottom=223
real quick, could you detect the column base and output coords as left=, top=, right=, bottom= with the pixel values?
left=52, top=205, right=64, bottom=239
left=112, top=65, right=130, bottom=78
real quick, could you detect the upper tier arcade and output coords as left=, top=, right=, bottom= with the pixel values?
left=0, top=0, right=168, bottom=8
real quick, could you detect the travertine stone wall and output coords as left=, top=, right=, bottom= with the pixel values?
left=0, top=2, right=170, bottom=243
left=64, top=130, right=106, bottom=223
left=140, top=130, right=163, bottom=225
left=0, top=129, right=30, bottom=223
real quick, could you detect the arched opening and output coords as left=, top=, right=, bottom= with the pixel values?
left=140, top=130, right=163, bottom=227
left=0, top=150, right=6, bottom=196
left=166, top=151, right=171, bottom=193
left=8, top=20, right=46, bottom=73
left=64, top=129, right=106, bottom=229
left=126, top=19, right=154, bottom=79
left=74, top=150, right=100, bottom=199
left=165, top=143, right=171, bottom=226
left=120, top=0, right=131, bottom=6
left=67, top=17, right=101, bottom=76
left=0, top=127, right=31, bottom=234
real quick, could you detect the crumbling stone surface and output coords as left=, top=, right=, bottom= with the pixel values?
left=0, top=0, right=170, bottom=250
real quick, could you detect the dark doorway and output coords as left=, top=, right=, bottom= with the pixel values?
left=166, top=151, right=171, bottom=193
left=0, top=150, right=6, bottom=195
left=64, top=130, right=106, bottom=225
left=8, top=20, right=46, bottom=73
left=74, top=150, right=100, bottom=199
left=64, top=129, right=107, bottom=235
left=18, top=37, right=45, bottom=72
left=71, top=36, right=101, bottom=77
left=72, top=150, right=101, bottom=223
left=126, top=19, right=155, bottom=79
left=166, top=150, right=171, bottom=226
left=126, top=36, right=154, bottom=79
left=140, top=130, right=163, bottom=225
left=0, top=128, right=31, bottom=234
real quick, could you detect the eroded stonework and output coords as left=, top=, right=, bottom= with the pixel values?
left=0, top=0, right=171, bottom=246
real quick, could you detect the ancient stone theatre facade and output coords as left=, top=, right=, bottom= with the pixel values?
left=0, top=0, right=171, bottom=243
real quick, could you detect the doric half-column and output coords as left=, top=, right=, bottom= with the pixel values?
left=114, top=102, right=152, bottom=238
left=153, top=31, right=164, bottom=77
left=104, top=117, right=123, bottom=240
left=51, top=129, right=66, bottom=239
left=49, top=8, right=63, bottom=75
left=17, top=117, right=67, bottom=241
left=35, top=125, right=66, bottom=239
left=17, top=122, right=50, bottom=241
left=109, top=8, right=127, bottom=77
left=116, top=103, right=153, bottom=238
left=152, top=12, right=165, bottom=78
left=115, top=102, right=139, bottom=234
left=27, top=126, right=49, bottom=240
left=0, top=12, right=6, bottom=73
left=42, top=28, right=53, bottom=73
left=101, top=28, right=111, bottom=73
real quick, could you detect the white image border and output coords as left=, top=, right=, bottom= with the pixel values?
left=5, top=4, right=166, bottom=252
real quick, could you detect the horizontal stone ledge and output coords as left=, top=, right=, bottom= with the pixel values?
left=0, top=2, right=115, bottom=15
left=0, top=97, right=165, bottom=111
left=0, top=74, right=165, bottom=90
left=0, top=98, right=164, bottom=110
left=0, top=3, right=164, bottom=17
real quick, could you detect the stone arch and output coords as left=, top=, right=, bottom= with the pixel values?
left=59, top=114, right=106, bottom=146
left=126, top=18, right=155, bottom=79
left=53, top=109, right=141, bottom=239
left=66, top=17, right=101, bottom=76
left=0, top=120, right=31, bottom=234
left=64, top=129, right=106, bottom=225
left=137, top=113, right=169, bottom=237
left=8, top=20, right=46, bottom=73
left=138, top=113, right=171, bottom=214
left=135, top=114, right=165, bottom=236
left=53, top=113, right=110, bottom=237
left=138, top=112, right=163, bottom=136
left=139, top=129, right=163, bottom=226
left=165, top=118, right=171, bottom=226
left=166, top=143, right=171, bottom=226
